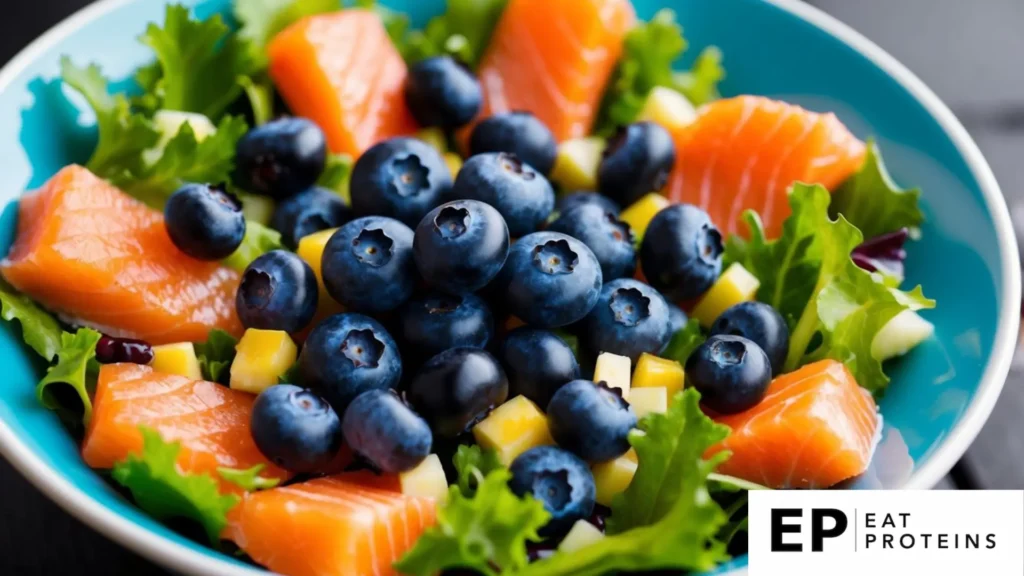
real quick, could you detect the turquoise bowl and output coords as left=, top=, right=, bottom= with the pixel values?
left=0, top=0, right=1018, bottom=574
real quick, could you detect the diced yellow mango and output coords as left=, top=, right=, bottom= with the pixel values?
left=691, top=262, right=761, bottom=327
left=558, top=519, right=605, bottom=553
left=632, top=353, right=685, bottom=398
left=624, top=448, right=638, bottom=463
left=593, top=352, right=631, bottom=397
left=230, top=329, right=298, bottom=395
left=628, top=386, right=668, bottom=419
left=619, top=193, right=671, bottom=240
left=444, top=152, right=463, bottom=178
left=639, top=86, right=698, bottom=133
left=296, top=228, right=344, bottom=317
left=416, top=127, right=448, bottom=154
left=550, top=137, right=605, bottom=191
left=399, top=454, right=449, bottom=505
left=473, top=395, right=554, bottom=465
left=592, top=454, right=637, bottom=506
left=149, top=342, right=202, bottom=380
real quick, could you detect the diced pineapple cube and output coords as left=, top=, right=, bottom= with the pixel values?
left=591, top=454, right=637, bottom=506
left=639, top=86, right=698, bottom=133
left=550, top=137, right=605, bottom=191
left=296, top=228, right=344, bottom=316
left=558, top=519, right=604, bottom=553
left=624, top=448, right=638, bottom=463
left=415, top=127, right=448, bottom=154
left=632, top=353, right=685, bottom=398
left=473, top=395, right=554, bottom=465
left=628, top=386, right=667, bottom=419
left=619, top=193, right=671, bottom=240
left=230, top=329, right=298, bottom=394
left=150, top=342, right=202, bottom=380
left=691, top=262, right=761, bottom=327
left=593, top=352, right=631, bottom=397
left=399, top=454, right=449, bottom=505
left=443, top=152, right=462, bottom=178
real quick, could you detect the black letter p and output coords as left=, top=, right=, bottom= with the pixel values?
left=811, top=509, right=848, bottom=552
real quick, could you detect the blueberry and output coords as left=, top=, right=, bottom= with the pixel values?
left=496, top=231, right=602, bottom=328
left=685, top=335, right=772, bottom=414
left=546, top=380, right=636, bottom=462
left=583, top=279, right=671, bottom=363
left=449, top=152, right=555, bottom=237
left=399, top=292, right=494, bottom=362
left=407, top=347, right=508, bottom=438
left=350, top=137, right=452, bottom=227
left=413, top=200, right=509, bottom=294
left=164, top=184, right=245, bottom=260
left=270, top=187, right=352, bottom=249
left=404, top=56, right=482, bottom=130
left=251, top=384, right=342, bottom=473
left=236, top=250, right=318, bottom=333
left=640, top=204, right=723, bottom=301
left=95, top=336, right=153, bottom=365
left=321, top=216, right=417, bottom=313
left=548, top=204, right=636, bottom=281
left=597, top=122, right=676, bottom=206
left=298, top=313, right=402, bottom=414
left=235, top=118, right=327, bottom=199
left=710, top=302, right=789, bottom=376
left=342, top=389, right=432, bottom=473
left=555, top=192, right=621, bottom=217
left=509, top=446, right=596, bottom=538
left=500, top=328, right=580, bottom=408
left=469, top=111, right=557, bottom=176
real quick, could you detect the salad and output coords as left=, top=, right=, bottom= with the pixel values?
left=0, top=0, right=935, bottom=575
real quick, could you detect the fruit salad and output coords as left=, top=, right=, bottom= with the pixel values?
left=0, top=1, right=936, bottom=575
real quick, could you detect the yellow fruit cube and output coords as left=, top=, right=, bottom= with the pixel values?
left=628, top=386, right=667, bottom=419
left=444, top=152, right=463, bottom=178
left=632, top=353, right=685, bottom=398
left=230, top=329, right=298, bottom=395
left=691, top=262, right=761, bottom=327
left=149, top=342, right=202, bottom=380
left=550, top=137, right=605, bottom=191
left=296, top=228, right=344, bottom=316
left=591, top=454, right=637, bottom=506
left=593, top=352, right=631, bottom=397
left=619, top=193, right=671, bottom=240
left=558, top=519, right=604, bottom=553
left=399, top=454, right=449, bottom=505
left=639, top=86, right=697, bottom=133
left=416, top=127, right=448, bottom=154
left=473, top=395, right=554, bottom=465
left=624, top=448, right=638, bottom=463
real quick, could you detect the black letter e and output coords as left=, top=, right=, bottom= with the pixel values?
left=771, top=509, right=803, bottom=552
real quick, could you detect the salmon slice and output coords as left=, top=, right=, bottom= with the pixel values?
left=471, top=0, right=636, bottom=142
left=706, top=359, right=880, bottom=489
left=227, top=474, right=437, bottom=576
left=1, top=166, right=242, bottom=344
left=82, top=364, right=288, bottom=491
left=665, top=96, right=866, bottom=238
left=268, top=10, right=418, bottom=157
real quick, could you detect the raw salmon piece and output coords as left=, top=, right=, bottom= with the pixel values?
left=268, top=10, right=418, bottom=156
left=227, top=474, right=437, bottom=576
left=706, top=359, right=880, bottom=489
left=82, top=364, right=288, bottom=491
left=665, top=96, right=866, bottom=238
left=471, top=0, right=636, bottom=142
left=1, top=166, right=242, bottom=344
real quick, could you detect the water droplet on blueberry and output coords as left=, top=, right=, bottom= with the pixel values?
left=340, top=329, right=385, bottom=368
left=351, top=228, right=394, bottom=267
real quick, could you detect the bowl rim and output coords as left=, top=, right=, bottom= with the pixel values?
left=0, top=0, right=1018, bottom=575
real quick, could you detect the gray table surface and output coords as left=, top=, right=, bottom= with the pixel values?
left=0, top=0, right=1019, bottom=573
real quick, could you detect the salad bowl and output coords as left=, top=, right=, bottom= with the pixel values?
left=0, top=0, right=1018, bottom=575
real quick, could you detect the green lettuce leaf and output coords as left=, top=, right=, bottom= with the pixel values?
left=829, top=140, right=924, bottom=238
left=401, top=0, right=508, bottom=68
left=239, top=75, right=275, bottom=126
left=217, top=464, right=281, bottom=491
left=594, top=9, right=724, bottom=135
left=453, top=444, right=504, bottom=497
left=194, top=329, right=238, bottom=384
left=112, top=427, right=239, bottom=544
left=660, top=318, right=705, bottom=366
left=0, top=281, right=63, bottom=361
left=394, top=467, right=548, bottom=576
left=137, top=5, right=260, bottom=120
left=36, top=329, right=102, bottom=423
left=317, top=153, right=354, bottom=203
left=522, top=390, right=730, bottom=576
left=222, top=221, right=283, bottom=271
left=235, top=0, right=339, bottom=55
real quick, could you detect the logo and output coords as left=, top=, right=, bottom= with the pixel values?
left=770, top=508, right=848, bottom=552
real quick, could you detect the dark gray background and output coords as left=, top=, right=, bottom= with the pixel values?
left=0, top=0, right=1020, bottom=573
